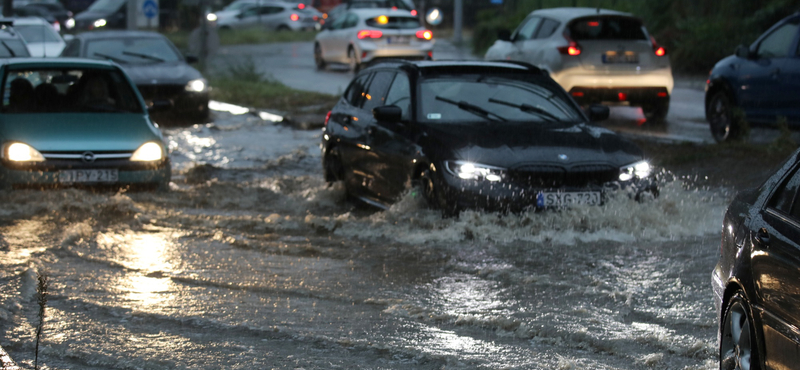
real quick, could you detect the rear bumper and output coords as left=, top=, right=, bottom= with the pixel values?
left=568, top=86, right=670, bottom=107
left=357, top=41, right=434, bottom=63
left=552, top=66, right=674, bottom=95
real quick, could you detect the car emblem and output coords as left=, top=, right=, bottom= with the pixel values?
left=81, top=151, right=96, bottom=163
left=558, top=154, right=569, bottom=161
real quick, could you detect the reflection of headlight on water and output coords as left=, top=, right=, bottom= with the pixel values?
left=93, top=18, right=106, bottom=28
left=619, top=160, right=651, bottom=181
left=185, top=79, right=207, bottom=92
left=446, top=160, right=504, bottom=182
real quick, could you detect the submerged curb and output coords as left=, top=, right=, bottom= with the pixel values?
left=0, top=345, right=18, bottom=370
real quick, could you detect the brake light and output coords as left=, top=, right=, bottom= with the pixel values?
left=572, top=91, right=584, bottom=97
left=357, top=30, right=383, bottom=39
left=290, top=13, right=299, bottom=21
left=410, top=9, right=417, bottom=16
left=557, top=35, right=581, bottom=56
left=657, top=92, right=668, bottom=98
left=391, top=6, right=397, bottom=10
left=416, top=30, right=432, bottom=40
left=587, top=21, right=599, bottom=27
left=297, top=3, right=305, bottom=9
left=313, top=15, right=318, bottom=21
left=427, top=50, right=433, bottom=58
left=324, top=111, right=332, bottom=126
left=618, top=92, right=627, bottom=101
left=651, top=36, right=667, bottom=56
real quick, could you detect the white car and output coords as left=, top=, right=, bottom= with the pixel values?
left=485, top=7, right=673, bottom=122
left=314, top=9, right=433, bottom=72
left=11, top=17, right=65, bottom=57
left=215, top=1, right=319, bottom=31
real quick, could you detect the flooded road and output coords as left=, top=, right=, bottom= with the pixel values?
left=0, top=108, right=728, bottom=369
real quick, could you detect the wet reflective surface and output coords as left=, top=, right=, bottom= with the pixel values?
left=0, top=108, right=724, bottom=369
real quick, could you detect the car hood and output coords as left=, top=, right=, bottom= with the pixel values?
left=0, top=113, right=161, bottom=152
left=418, top=122, right=644, bottom=169
left=119, top=63, right=203, bottom=86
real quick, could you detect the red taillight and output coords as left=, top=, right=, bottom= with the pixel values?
left=651, top=36, right=667, bottom=56
left=362, top=51, right=367, bottom=59
left=557, top=35, right=581, bottom=56
left=571, top=91, right=584, bottom=97
left=416, top=30, right=432, bottom=40
left=587, top=21, right=599, bottom=27
left=324, top=111, right=332, bottom=126
left=657, top=92, right=668, bottom=98
left=297, top=3, right=305, bottom=9
left=391, top=6, right=397, bottom=10
left=427, top=50, right=433, bottom=58
left=313, top=15, right=318, bottom=21
left=290, top=13, right=299, bottom=21
left=410, top=9, right=417, bottom=16
left=357, top=30, right=383, bottom=39
left=618, top=92, right=627, bottom=101
left=567, top=46, right=581, bottom=55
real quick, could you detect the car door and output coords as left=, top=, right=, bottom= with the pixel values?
left=333, top=12, right=359, bottom=62
left=235, top=6, right=261, bottom=28
left=738, top=19, right=800, bottom=124
left=750, top=164, right=800, bottom=370
left=520, top=17, right=560, bottom=67
left=260, top=5, right=286, bottom=29
left=359, top=70, right=402, bottom=201
left=334, top=72, right=375, bottom=196
left=317, top=13, right=346, bottom=60
left=508, top=16, right=542, bottom=62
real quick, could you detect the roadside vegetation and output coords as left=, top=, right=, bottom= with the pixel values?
left=164, top=28, right=318, bottom=52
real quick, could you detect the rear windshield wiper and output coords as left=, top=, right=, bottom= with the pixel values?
left=488, top=98, right=562, bottom=122
left=435, top=95, right=506, bottom=122
left=0, top=41, right=15, bottom=56
left=122, top=51, right=165, bottom=62
left=93, top=52, right=127, bottom=64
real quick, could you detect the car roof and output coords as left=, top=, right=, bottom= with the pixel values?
left=529, top=7, right=634, bottom=21
left=72, top=30, right=166, bottom=40
left=350, top=8, right=414, bottom=18
left=0, top=57, right=119, bottom=68
left=7, top=16, right=50, bottom=25
left=369, top=60, right=547, bottom=76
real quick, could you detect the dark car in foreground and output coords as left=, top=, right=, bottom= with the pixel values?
left=61, top=30, right=210, bottom=121
left=712, top=148, right=800, bottom=369
left=321, top=60, right=656, bottom=214
left=706, top=12, right=800, bottom=143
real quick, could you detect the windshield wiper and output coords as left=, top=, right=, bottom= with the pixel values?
left=122, top=51, right=165, bottom=62
left=435, top=95, right=506, bottom=122
left=0, top=41, right=14, bottom=56
left=93, top=52, right=127, bottom=64
left=488, top=98, right=562, bottom=122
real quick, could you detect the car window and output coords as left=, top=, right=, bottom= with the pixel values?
left=362, top=71, right=394, bottom=112
left=1, top=67, right=142, bottom=114
left=365, top=16, right=420, bottom=29
left=343, top=13, right=358, bottom=28
left=85, top=37, right=182, bottom=64
left=757, top=21, right=799, bottom=59
left=569, top=16, right=647, bottom=41
left=15, top=25, right=62, bottom=43
left=768, top=166, right=800, bottom=219
left=0, top=39, right=31, bottom=57
left=384, top=72, right=410, bottom=120
left=418, top=74, right=582, bottom=123
left=329, top=13, right=347, bottom=29
left=240, top=6, right=259, bottom=17
left=344, top=73, right=371, bottom=108
left=535, top=18, right=560, bottom=39
left=263, top=6, right=283, bottom=15
left=513, top=16, right=541, bottom=41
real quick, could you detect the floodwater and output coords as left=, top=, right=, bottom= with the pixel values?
left=0, top=108, right=728, bottom=369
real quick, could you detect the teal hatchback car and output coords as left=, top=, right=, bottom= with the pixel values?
left=0, top=58, right=170, bottom=190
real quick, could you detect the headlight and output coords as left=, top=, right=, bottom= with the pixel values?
left=65, top=18, right=75, bottom=29
left=93, top=18, right=107, bottom=28
left=619, top=160, right=651, bottom=181
left=445, top=160, right=504, bottom=182
left=185, top=79, right=207, bottom=92
left=5, top=142, right=45, bottom=162
left=130, top=142, right=164, bottom=162
left=206, top=13, right=218, bottom=22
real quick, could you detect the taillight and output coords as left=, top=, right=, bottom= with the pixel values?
left=651, top=36, right=666, bottom=56
left=357, top=30, right=382, bottom=39
left=290, top=13, right=299, bottom=21
left=416, top=30, right=432, bottom=40
left=324, top=111, right=332, bottom=126
left=557, top=35, right=581, bottom=56
left=297, top=3, right=305, bottom=9
left=410, top=9, right=417, bottom=16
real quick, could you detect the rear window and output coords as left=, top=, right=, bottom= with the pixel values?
left=365, top=15, right=419, bottom=29
left=568, top=16, right=647, bottom=41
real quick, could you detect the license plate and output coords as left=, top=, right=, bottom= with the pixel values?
left=536, top=191, right=601, bottom=208
left=386, top=36, right=410, bottom=44
left=602, top=51, right=638, bottom=64
left=58, top=169, right=119, bottom=184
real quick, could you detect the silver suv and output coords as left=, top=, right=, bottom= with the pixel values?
left=485, top=7, right=673, bottom=122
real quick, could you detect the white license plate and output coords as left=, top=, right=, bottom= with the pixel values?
left=58, top=169, right=119, bottom=184
left=536, top=191, right=601, bottom=208
left=387, top=36, right=410, bottom=44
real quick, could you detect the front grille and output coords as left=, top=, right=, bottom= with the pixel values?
left=136, top=85, right=185, bottom=100
left=510, top=164, right=618, bottom=188
left=3, top=150, right=166, bottom=171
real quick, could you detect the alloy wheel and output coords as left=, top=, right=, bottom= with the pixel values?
left=314, top=44, right=325, bottom=70
left=720, top=292, right=756, bottom=370
left=709, top=93, right=734, bottom=143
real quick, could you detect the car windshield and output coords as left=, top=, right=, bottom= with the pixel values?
left=1, top=67, right=142, bottom=113
left=86, top=37, right=181, bottom=64
left=87, top=0, right=124, bottom=12
left=418, top=75, right=582, bottom=123
left=15, top=24, right=61, bottom=43
left=365, top=15, right=419, bottom=29
left=568, top=16, right=647, bottom=41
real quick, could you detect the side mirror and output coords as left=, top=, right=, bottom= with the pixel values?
left=148, top=99, right=172, bottom=113
left=586, top=104, right=609, bottom=122
left=735, top=44, right=752, bottom=59
left=185, top=54, right=199, bottom=63
left=373, top=105, right=402, bottom=123
left=497, top=29, right=511, bottom=42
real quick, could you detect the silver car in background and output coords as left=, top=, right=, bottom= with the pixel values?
left=12, top=17, right=65, bottom=57
left=314, top=8, right=433, bottom=72
left=215, top=1, right=319, bottom=31
left=485, top=7, right=673, bottom=123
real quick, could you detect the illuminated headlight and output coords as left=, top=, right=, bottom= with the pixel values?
left=445, top=160, right=504, bottom=182
left=65, top=18, right=75, bottom=29
left=93, top=18, right=107, bottom=28
left=130, top=142, right=164, bottom=162
left=5, top=142, right=45, bottom=162
left=206, top=13, right=218, bottom=22
left=619, top=160, right=651, bottom=181
left=186, top=79, right=207, bottom=92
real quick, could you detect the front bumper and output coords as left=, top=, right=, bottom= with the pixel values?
left=0, top=159, right=171, bottom=189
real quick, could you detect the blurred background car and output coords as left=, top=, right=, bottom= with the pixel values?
left=324, top=0, right=415, bottom=23
left=485, top=7, right=673, bottom=123
left=0, top=20, right=31, bottom=57
left=321, top=60, right=656, bottom=214
left=706, top=13, right=800, bottom=143
left=0, top=58, right=170, bottom=190
left=12, top=17, right=65, bottom=57
left=712, top=147, right=800, bottom=370
left=60, top=30, right=209, bottom=121
left=215, top=1, right=319, bottom=31
left=17, top=0, right=75, bottom=31
left=73, top=0, right=125, bottom=31
left=314, top=8, right=433, bottom=72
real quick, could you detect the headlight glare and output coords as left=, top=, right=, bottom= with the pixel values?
left=446, top=160, right=504, bottom=182
left=93, top=18, right=106, bottom=28
left=130, top=142, right=163, bottom=162
left=6, top=142, right=45, bottom=162
left=619, top=160, right=651, bottom=181
left=186, top=79, right=207, bottom=92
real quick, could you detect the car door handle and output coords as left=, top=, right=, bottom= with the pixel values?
left=755, top=228, right=771, bottom=246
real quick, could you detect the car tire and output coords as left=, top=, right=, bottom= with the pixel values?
left=720, top=291, right=760, bottom=370
left=323, top=149, right=344, bottom=183
left=643, top=99, right=669, bottom=124
left=708, top=92, right=741, bottom=143
left=348, top=48, right=361, bottom=73
left=421, top=170, right=458, bottom=217
left=314, top=43, right=326, bottom=71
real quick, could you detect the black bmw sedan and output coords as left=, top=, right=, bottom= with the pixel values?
left=712, top=148, right=800, bottom=370
left=60, top=30, right=210, bottom=121
left=321, top=60, right=656, bottom=214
